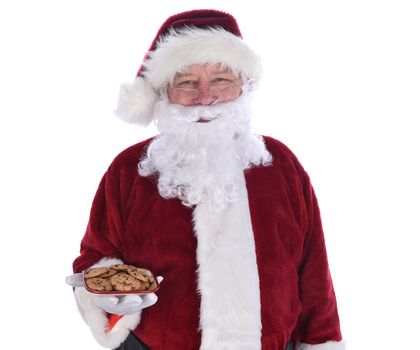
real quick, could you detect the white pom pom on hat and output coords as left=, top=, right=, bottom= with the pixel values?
left=115, top=9, right=262, bottom=126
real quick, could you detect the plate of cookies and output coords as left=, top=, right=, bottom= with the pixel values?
left=66, top=264, right=160, bottom=295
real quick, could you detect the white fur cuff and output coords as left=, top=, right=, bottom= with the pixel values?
left=73, top=257, right=142, bottom=349
left=297, top=340, right=346, bottom=350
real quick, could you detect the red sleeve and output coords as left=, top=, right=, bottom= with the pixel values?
left=293, top=170, right=342, bottom=344
left=72, top=167, right=124, bottom=273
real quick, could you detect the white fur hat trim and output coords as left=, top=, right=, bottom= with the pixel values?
left=114, top=77, right=158, bottom=126
left=115, top=27, right=261, bottom=126
left=144, top=27, right=262, bottom=89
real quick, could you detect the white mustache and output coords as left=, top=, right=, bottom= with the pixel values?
left=157, top=100, right=225, bottom=124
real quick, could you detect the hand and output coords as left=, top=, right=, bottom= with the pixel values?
left=92, top=276, right=163, bottom=315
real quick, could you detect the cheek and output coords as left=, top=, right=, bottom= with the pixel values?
left=170, top=97, right=197, bottom=106
left=167, top=89, right=176, bottom=103
left=222, top=88, right=242, bottom=102
left=167, top=89, right=196, bottom=106
left=167, top=86, right=242, bottom=106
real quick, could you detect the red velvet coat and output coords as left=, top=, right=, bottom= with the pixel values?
left=73, top=136, right=342, bottom=349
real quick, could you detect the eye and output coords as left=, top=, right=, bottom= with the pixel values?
left=213, top=77, right=232, bottom=85
left=213, top=74, right=237, bottom=84
left=176, top=79, right=194, bottom=87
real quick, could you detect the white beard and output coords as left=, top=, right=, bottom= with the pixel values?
left=138, top=92, right=272, bottom=211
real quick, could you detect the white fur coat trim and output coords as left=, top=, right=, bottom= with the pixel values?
left=74, top=257, right=141, bottom=349
left=193, top=172, right=262, bottom=350
left=297, top=340, right=346, bottom=350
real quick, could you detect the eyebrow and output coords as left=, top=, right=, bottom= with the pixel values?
left=174, top=70, right=236, bottom=79
left=173, top=73, right=196, bottom=80
left=208, top=66, right=237, bottom=75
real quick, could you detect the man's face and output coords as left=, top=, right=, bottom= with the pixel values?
left=167, top=64, right=242, bottom=106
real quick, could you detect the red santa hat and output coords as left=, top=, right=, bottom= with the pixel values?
left=115, top=9, right=262, bottom=126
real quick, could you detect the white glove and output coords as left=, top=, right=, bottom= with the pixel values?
left=92, top=276, right=163, bottom=315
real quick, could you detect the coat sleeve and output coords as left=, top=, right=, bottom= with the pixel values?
left=293, top=166, right=345, bottom=349
left=73, top=166, right=125, bottom=273
left=71, top=165, right=142, bottom=349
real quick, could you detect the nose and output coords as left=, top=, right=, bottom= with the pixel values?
left=196, top=92, right=216, bottom=105
left=195, top=83, right=217, bottom=105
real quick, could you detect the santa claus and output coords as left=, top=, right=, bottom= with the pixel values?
left=69, top=9, right=345, bottom=350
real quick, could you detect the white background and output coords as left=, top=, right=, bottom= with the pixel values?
left=1, top=0, right=419, bottom=349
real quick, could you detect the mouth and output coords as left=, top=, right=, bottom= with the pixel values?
left=196, top=113, right=222, bottom=123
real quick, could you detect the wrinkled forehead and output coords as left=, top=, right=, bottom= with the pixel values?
left=172, top=63, right=241, bottom=82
